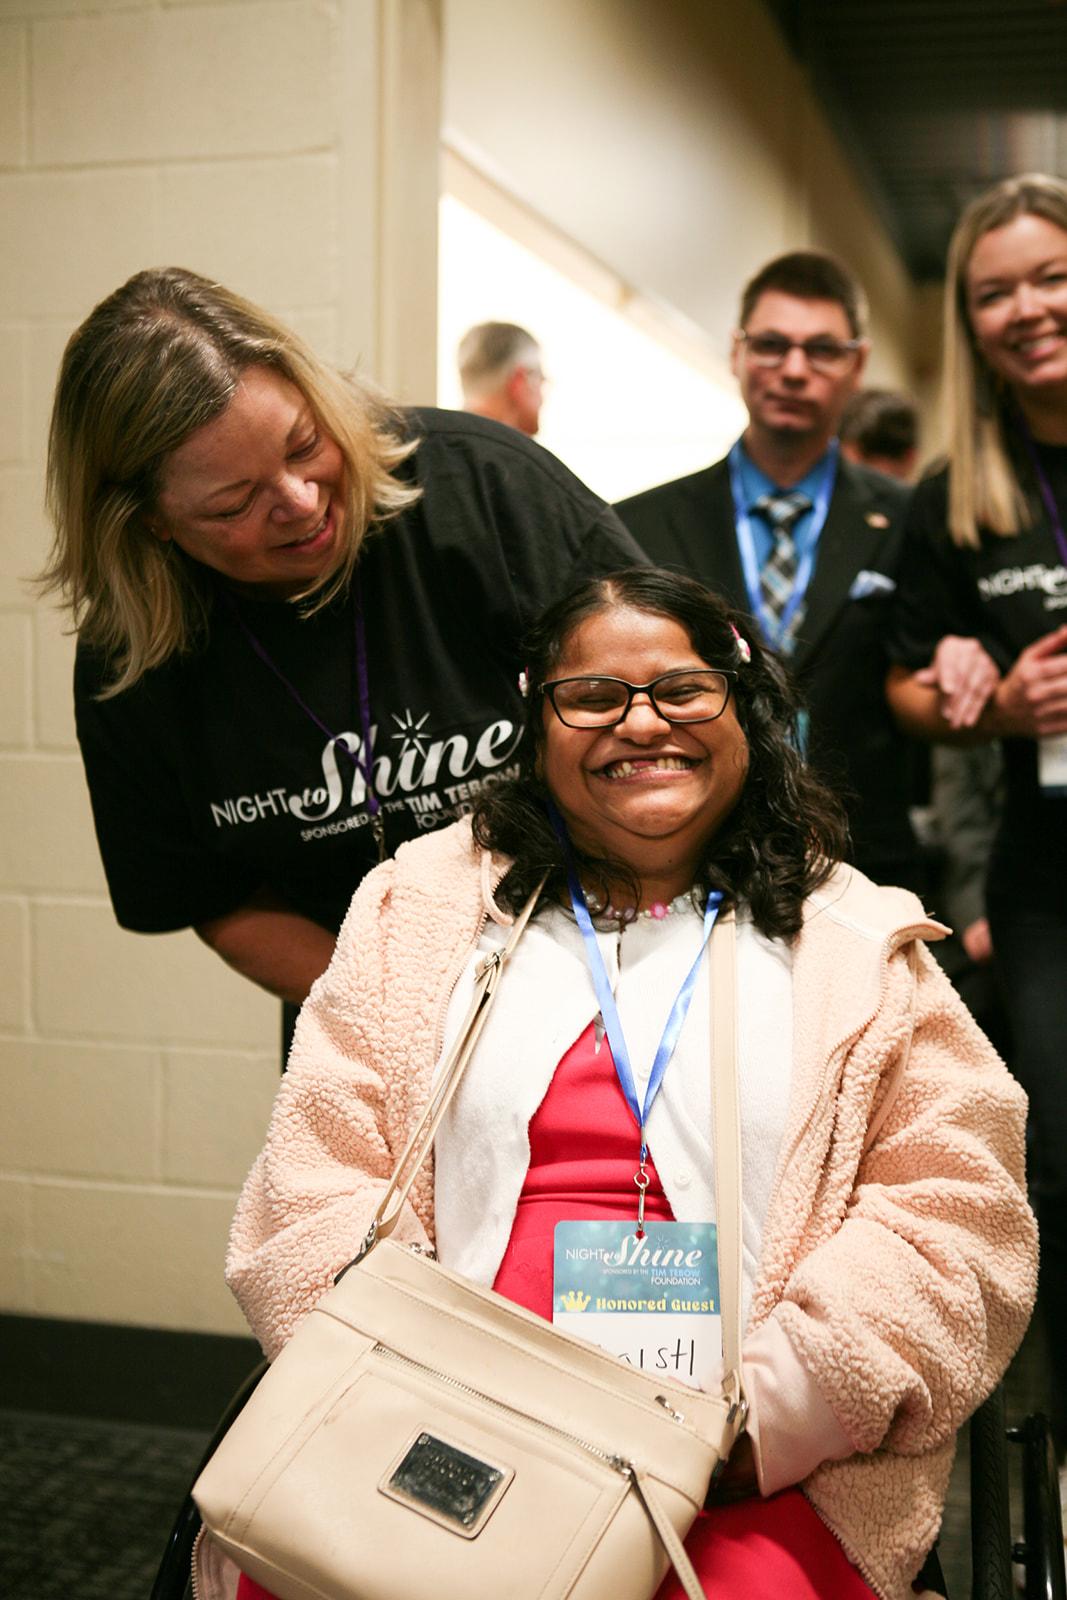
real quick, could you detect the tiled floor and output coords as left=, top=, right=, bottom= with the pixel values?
left=0, top=1319, right=1057, bottom=1600
left=0, top=1410, right=207, bottom=1600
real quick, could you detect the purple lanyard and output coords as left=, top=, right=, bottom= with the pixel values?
left=1015, top=417, right=1067, bottom=570
left=225, top=577, right=385, bottom=861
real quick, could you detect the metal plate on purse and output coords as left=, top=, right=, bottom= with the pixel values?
left=379, top=1429, right=514, bottom=1538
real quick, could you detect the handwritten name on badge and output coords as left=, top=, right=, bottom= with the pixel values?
left=553, top=1220, right=721, bottom=1391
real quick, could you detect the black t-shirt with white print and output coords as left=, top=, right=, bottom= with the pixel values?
left=75, top=409, right=646, bottom=936
left=890, top=448, right=1067, bottom=903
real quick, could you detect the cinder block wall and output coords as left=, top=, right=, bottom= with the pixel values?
left=0, top=0, right=440, bottom=1338
left=2, top=0, right=915, bottom=1344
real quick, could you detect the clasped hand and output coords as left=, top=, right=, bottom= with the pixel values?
left=990, top=623, right=1067, bottom=737
left=916, top=625, right=1067, bottom=736
left=915, top=635, right=1000, bottom=729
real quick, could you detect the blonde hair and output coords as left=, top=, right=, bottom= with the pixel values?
left=943, top=173, right=1067, bottom=548
left=41, top=267, right=421, bottom=696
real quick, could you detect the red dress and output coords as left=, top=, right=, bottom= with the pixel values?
left=235, top=1023, right=876, bottom=1600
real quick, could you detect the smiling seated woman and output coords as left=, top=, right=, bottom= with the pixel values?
left=222, top=569, right=1035, bottom=1600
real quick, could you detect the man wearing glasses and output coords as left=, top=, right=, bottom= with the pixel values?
left=616, top=250, right=920, bottom=892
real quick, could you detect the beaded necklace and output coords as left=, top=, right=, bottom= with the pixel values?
left=599, top=892, right=696, bottom=925
left=570, top=890, right=699, bottom=932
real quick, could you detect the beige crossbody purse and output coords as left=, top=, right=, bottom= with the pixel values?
left=194, top=889, right=748, bottom=1600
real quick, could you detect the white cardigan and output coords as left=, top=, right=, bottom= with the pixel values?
left=433, top=901, right=793, bottom=1330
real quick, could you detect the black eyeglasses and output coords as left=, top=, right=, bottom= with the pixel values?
left=735, top=330, right=863, bottom=375
left=541, top=670, right=735, bottom=729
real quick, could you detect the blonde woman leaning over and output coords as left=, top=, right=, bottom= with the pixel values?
left=888, top=175, right=1067, bottom=1485
left=42, top=269, right=642, bottom=1009
left=227, top=570, right=1034, bottom=1600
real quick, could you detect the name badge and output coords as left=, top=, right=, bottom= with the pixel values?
left=553, top=1220, right=720, bottom=1391
left=1038, top=734, right=1067, bottom=795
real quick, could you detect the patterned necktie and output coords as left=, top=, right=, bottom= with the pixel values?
left=753, top=490, right=812, bottom=649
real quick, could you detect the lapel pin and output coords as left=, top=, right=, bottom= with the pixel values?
left=865, top=511, right=890, bottom=529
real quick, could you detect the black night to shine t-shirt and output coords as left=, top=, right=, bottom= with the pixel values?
left=75, top=409, right=646, bottom=936
left=890, top=448, right=1067, bottom=903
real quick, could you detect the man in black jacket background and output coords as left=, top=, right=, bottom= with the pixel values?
left=616, top=251, right=919, bottom=890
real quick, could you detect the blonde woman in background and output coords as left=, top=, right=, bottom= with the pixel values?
left=888, top=174, right=1067, bottom=1494
left=42, top=269, right=642, bottom=1017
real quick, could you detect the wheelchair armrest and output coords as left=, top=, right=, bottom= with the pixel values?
left=150, top=1359, right=269, bottom=1600
left=970, top=1383, right=1014, bottom=1600
left=1007, top=1411, right=1066, bottom=1600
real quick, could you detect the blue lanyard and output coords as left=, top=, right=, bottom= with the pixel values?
left=554, top=857, right=722, bottom=1163
left=727, top=440, right=839, bottom=652
left=566, top=875, right=721, bottom=1163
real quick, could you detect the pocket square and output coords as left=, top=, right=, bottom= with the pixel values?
left=849, top=569, right=896, bottom=600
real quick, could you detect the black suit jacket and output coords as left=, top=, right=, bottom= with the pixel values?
left=616, top=455, right=918, bottom=887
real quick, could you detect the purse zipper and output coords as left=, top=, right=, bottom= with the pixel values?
left=372, top=1341, right=636, bottom=1478
left=387, top=1244, right=743, bottom=1432
left=189, top=1526, right=203, bottom=1600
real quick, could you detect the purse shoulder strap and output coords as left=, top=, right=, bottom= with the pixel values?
left=347, top=884, right=746, bottom=1398
left=343, top=875, right=546, bottom=1271
left=710, top=909, right=743, bottom=1382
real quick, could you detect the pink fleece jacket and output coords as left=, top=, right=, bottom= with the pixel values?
left=226, top=819, right=1036, bottom=1600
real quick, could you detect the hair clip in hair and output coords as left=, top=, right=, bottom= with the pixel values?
left=730, top=624, right=751, bottom=664
left=518, top=668, right=530, bottom=698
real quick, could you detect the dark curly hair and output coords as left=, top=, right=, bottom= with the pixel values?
left=471, top=569, right=848, bottom=940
